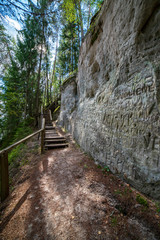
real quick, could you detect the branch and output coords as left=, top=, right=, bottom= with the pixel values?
left=1, top=0, right=57, bottom=16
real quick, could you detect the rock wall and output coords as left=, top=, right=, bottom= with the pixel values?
left=59, top=0, right=160, bottom=199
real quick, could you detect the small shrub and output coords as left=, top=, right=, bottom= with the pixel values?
left=97, top=165, right=102, bottom=169
left=136, top=194, right=148, bottom=207
left=102, top=166, right=110, bottom=172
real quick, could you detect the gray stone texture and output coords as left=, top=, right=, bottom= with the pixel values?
left=59, top=0, right=160, bottom=199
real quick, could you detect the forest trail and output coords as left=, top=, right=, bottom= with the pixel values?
left=0, top=128, right=160, bottom=240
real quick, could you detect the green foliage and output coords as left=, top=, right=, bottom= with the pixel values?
left=54, top=106, right=60, bottom=113
left=57, top=21, right=79, bottom=79
left=1, top=117, right=34, bottom=149
left=12, top=121, right=33, bottom=143
left=97, top=164, right=102, bottom=169
left=136, top=194, right=148, bottom=207
left=62, top=0, right=76, bottom=23
left=110, top=216, right=117, bottom=227
left=102, top=166, right=110, bottom=172
left=8, top=143, right=26, bottom=167
left=84, top=164, right=88, bottom=168
left=114, top=189, right=122, bottom=196
left=155, top=202, right=160, bottom=213
left=0, top=21, right=13, bottom=72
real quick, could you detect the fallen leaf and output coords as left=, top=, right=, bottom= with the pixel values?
left=71, top=216, right=75, bottom=219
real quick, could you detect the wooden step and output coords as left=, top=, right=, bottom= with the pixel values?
left=45, top=126, right=55, bottom=129
left=45, top=132, right=57, bottom=135
left=45, top=134, right=59, bottom=139
left=45, top=131, right=57, bottom=133
left=45, top=143, right=68, bottom=148
left=45, top=136, right=65, bottom=140
left=45, top=139, right=66, bottom=143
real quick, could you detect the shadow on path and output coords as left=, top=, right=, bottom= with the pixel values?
left=0, top=186, right=31, bottom=233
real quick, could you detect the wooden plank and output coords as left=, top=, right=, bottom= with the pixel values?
left=45, top=139, right=66, bottom=142
left=45, top=143, right=68, bottom=148
left=0, top=152, right=9, bottom=202
left=45, top=136, right=65, bottom=139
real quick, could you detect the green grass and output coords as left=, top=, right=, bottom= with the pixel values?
left=114, top=189, right=122, bottom=196
left=136, top=194, right=148, bottom=207
left=123, top=187, right=132, bottom=195
left=8, top=143, right=27, bottom=167
left=84, top=164, right=88, bottom=169
left=110, top=216, right=117, bottom=226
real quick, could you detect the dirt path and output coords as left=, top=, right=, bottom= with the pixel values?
left=0, top=130, right=160, bottom=240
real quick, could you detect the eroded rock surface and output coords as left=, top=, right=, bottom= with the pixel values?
left=59, top=0, right=160, bottom=199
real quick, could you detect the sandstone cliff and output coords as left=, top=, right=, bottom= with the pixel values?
left=59, top=0, right=160, bottom=199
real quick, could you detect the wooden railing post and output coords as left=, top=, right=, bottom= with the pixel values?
left=0, top=151, right=9, bottom=202
left=41, top=129, right=45, bottom=154
left=49, top=110, right=52, bottom=122
left=41, top=118, right=45, bottom=154
left=41, top=106, right=43, bottom=128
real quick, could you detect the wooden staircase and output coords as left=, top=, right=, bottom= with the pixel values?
left=44, top=110, right=68, bottom=149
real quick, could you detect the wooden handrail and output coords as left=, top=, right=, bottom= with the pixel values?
left=0, top=129, right=42, bottom=155
left=0, top=118, right=45, bottom=202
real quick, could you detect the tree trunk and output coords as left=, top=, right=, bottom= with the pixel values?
left=77, top=0, right=84, bottom=41
left=46, top=71, right=49, bottom=105
left=74, top=0, right=84, bottom=43
left=87, top=1, right=91, bottom=30
left=24, top=70, right=31, bottom=119
left=51, top=34, right=58, bottom=101
left=35, top=44, right=43, bottom=116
